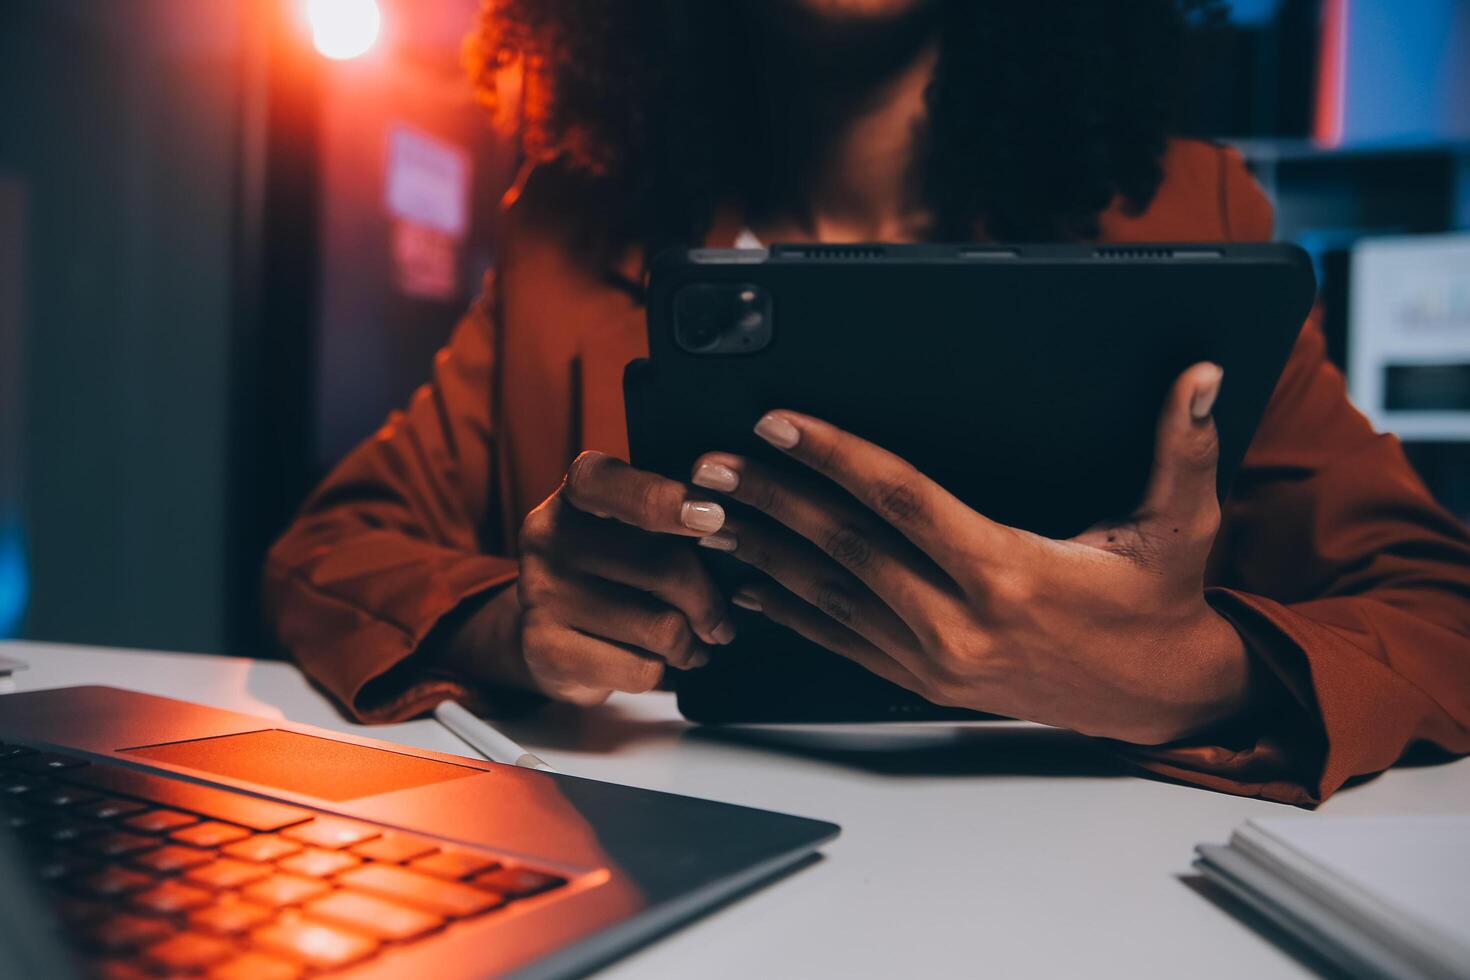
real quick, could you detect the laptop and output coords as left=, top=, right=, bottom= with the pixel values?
left=0, top=685, right=838, bottom=978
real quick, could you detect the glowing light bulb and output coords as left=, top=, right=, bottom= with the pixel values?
left=307, top=0, right=381, bottom=61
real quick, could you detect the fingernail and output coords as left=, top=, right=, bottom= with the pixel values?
left=692, top=461, right=739, bottom=492
left=754, top=413, right=800, bottom=449
left=732, top=591, right=762, bottom=612
left=710, top=619, right=737, bottom=645
left=689, top=650, right=711, bottom=668
left=698, top=532, right=738, bottom=552
left=681, top=500, right=726, bottom=533
left=1191, top=366, right=1223, bottom=422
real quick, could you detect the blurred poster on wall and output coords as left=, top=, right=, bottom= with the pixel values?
left=386, top=125, right=470, bottom=238
left=386, top=125, right=470, bottom=302
left=1349, top=233, right=1470, bottom=440
left=391, top=219, right=458, bottom=301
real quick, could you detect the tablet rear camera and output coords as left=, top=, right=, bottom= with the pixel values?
left=680, top=311, right=722, bottom=351
left=674, top=283, right=772, bottom=354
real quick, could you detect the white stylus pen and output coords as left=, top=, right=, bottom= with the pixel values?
left=433, top=700, right=560, bottom=774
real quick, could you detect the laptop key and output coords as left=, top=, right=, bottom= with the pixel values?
left=185, top=857, right=274, bottom=890
left=222, top=833, right=303, bottom=863
left=4, top=808, right=37, bottom=831
left=351, top=832, right=440, bottom=864
left=336, top=864, right=505, bottom=918
left=471, top=866, right=568, bottom=899
left=251, top=914, right=379, bottom=971
left=207, top=951, right=304, bottom=980
left=277, top=847, right=360, bottom=878
left=74, top=866, right=157, bottom=898
left=83, top=830, right=162, bottom=859
left=130, top=879, right=216, bottom=914
left=241, top=873, right=332, bottom=908
left=41, top=817, right=104, bottom=844
left=281, top=817, right=379, bottom=850
left=87, top=914, right=173, bottom=952
left=9, top=751, right=88, bottom=773
left=58, top=897, right=112, bottom=926
left=142, top=931, right=236, bottom=972
left=37, top=850, right=99, bottom=881
left=170, top=820, right=251, bottom=848
left=1, top=775, right=42, bottom=796
left=130, top=843, right=215, bottom=873
left=304, top=889, right=444, bottom=942
left=75, top=796, right=151, bottom=820
left=407, top=847, right=498, bottom=880
left=35, top=785, right=103, bottom=808
left=188, top=895, right=276, bottom=936
left=93, top=958, right=152, bottom=980
left=122, top=808, right=200, bottom=834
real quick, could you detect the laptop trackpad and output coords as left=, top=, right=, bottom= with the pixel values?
left=124, top=729, right=485, bottom=801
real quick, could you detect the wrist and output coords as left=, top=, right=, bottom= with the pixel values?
left=1159, top=606, right=1253, bottom=743
left=434, top=584, right=538, bottom=694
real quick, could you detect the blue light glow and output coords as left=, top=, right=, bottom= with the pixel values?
left=0, top=523, right=28, bottom=638
left=1221, top=0, right=1284, bottom=26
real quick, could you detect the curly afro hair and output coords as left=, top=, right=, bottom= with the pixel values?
left=465, top=0, right=1224, bottom=257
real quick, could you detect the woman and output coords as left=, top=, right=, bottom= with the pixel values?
left=266, top=0, right=1470, bottom=805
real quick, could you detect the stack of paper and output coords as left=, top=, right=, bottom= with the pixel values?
left=1195, top=815, right=1470, bottom=979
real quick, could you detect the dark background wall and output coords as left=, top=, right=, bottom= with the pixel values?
left=0, top=0, right=497, bottom=655
left=0, top=1, right=243, bottom=653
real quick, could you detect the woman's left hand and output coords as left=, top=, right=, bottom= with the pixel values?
left=689, top=362, right=1254, bottom=745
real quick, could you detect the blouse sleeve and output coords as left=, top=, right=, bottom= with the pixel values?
left=1118, top=148, right=1470, bottom=804
left=263, top=283, right=520, bottom=722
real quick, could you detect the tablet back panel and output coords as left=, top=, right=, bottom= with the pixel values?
left=627, top=243, right=1316, bottom=723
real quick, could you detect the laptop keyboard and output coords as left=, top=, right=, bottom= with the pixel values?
left=0, top=741, right=569, bottom=978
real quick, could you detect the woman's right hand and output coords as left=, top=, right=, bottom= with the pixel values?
left=506, top=450, right=738, bottom=705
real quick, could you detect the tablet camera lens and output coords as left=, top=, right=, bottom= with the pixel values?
left=674, top=283, right=772, bottom=354
left=678, top=313, right=722, bottom=351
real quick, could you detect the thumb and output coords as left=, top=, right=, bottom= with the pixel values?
left=1137, top=362, right=1223, bottom=535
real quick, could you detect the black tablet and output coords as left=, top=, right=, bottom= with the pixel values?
left=625, top=243, right=1317, bottom=724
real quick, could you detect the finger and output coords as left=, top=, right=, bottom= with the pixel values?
left=547, top=575, right=713, bottom=669
left=562, top=450, right=726, bottom=537
left=693, top=451, right=959, bottom=624
left=731, top=582, right=928, bottom=696
left=704, top=515, right=923, bottom=665
left=1133, top=362, right=1223, bottom=537
left=522, top=614, right=669, bottom=697
left=538, top=517, right=736, bottom=645
left=750, top=411, right=1010, bottom=579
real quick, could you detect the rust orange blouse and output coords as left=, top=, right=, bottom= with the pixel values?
left=265, top=140, right=1470, bottom=805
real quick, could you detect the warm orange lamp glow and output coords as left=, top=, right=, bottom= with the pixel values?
left=306, top=0, right=381, bottom=61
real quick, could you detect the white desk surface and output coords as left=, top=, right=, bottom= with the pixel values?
left=4, top=640, right=1468, bottom=979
